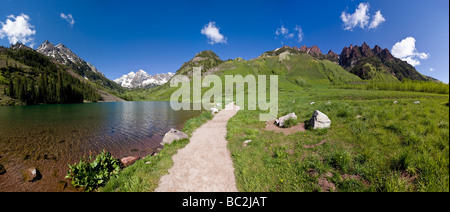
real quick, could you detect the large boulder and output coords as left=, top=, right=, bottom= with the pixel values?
left=309, top=110, right=331, bottom=129
left=275, top=112, right=297, bottom=128
left=160, top=128, right=188, bottom=146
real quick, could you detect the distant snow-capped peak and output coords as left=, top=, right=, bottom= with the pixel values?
left=114, top=69, right=174, bottom=88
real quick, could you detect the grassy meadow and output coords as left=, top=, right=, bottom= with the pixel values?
left=103, top=53, right=449, bottom=192
left=227, top=88, right=448, bottom=192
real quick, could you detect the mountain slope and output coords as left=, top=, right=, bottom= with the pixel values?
left=36, top=41, right=124, bottom=92
left=133, top=49, right=361, bottom=101
left=0, top=45, right=103, bottom=105
left=114, top=69, right=174, bottom=89
left=339, top=42, right=430, bottom=81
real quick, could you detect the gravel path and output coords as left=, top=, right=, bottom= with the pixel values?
left=155, top=102, right=240, bottom=192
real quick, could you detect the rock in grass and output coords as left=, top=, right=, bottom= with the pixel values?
left=120, top=156, right=140, bottom=167
left=275, top=113, right=297, bottom=128
left=414, top=101, right=420, bottom=104
left=210, top=107, right=219, bottom=114
left=243, top=140, right=252, bottom=147
left=160, top=128, right=188, bottom=146
left=309, top=110, right=331, bottom=129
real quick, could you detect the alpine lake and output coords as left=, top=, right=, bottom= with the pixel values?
left=0, top=101, right=201, bottom=191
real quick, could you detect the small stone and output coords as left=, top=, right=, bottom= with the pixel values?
left=120, top=156, right=139, bottom=167
left=210, top=107, right=219, bottom=113
left=23, top=168, right=41, bottom=182
left=414, top=101, right=420, bottom=104
left=310, top=102, right=315, bottom=105
left=393, top=101, right=398, bottom=104
left=243, top=140, right=252, bottom=147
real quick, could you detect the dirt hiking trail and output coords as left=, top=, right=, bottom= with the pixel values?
left=155, top=102, right=240, bottom=192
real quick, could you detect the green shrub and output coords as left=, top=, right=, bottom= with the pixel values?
left=66, top=150, right=120, bottom=192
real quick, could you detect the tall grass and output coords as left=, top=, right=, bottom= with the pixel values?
left=226, top=88, right=449, bottom=192
left=338, top=80, right=449, bottom=94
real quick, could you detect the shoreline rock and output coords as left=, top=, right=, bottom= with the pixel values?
left=120, top=156, right=140, bottom=167
left=160, top=128, right=188, bottom=146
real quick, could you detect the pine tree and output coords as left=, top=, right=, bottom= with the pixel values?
left=8, top=77, right=14, bottom=98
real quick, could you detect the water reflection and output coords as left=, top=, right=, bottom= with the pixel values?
left=0, top=101, right=200, bottom=191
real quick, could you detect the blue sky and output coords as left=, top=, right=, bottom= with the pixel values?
left=0, top=0, right=448, bottom=83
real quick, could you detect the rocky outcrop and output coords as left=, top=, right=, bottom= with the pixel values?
left=309, top=110, right=331, bottom=129
left=299, top=45, right=322, bottom=55
left=160, top=128, right=188, bottom=146
left=339, top=42, right=428, bottom=81
left=327, top=50, right=339, bottom=59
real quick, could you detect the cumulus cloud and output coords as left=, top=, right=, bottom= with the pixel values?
left=201, top=22, right=227, bottom=45
left=391, top=37, right=429, bottom=66
left=369, top=11, right=386, bottom=29
left=60, top=13, right=75, bottom=27
left=429, top=68, right=434, bottom=72
left=341, top=3, right=385, bottom=31
left=275, top=24, right=303, bottom=44
left=0, top=14, right=36, bottom=47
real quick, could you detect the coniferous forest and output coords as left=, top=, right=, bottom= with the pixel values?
left=0, top=47, right=102, bottom=105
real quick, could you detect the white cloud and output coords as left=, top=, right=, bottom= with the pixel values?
left=276, top=25, right=289, bottom=36
left=60, top=13, right=75, bottom=27
left=429, top=68, right=434, bottom=72
left=341, top=3, right=385, bottom=31
left=0, top=14, right=36, bottom=46
left=294, top=25, right=304, bottom=42
left=369, top=10, right=386, bottom=29
left=391, top=37, right=430, bottom=66
left=201, top=22, right=227, bottom=45
left=341, top=3, right=370, bottom=30
left=275, top=24, right=304, bottom=44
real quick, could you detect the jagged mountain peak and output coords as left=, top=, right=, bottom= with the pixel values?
left=36, top=40, right=104, bottom=77
left=114, top=69, right=174, bottom=89
left=339, top=42, right=427, bottom=81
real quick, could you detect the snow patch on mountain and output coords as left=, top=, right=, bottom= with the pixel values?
left=114, top=69, right=174, bottom=88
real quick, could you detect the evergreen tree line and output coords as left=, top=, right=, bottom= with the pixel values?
left=1, top=48, right=102, bottom=104
left=1, top=66, right=102, bottom=104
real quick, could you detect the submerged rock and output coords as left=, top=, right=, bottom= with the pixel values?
left=23, top=167, right=41, bottom=182
left=275, top=113, right=297, bottom=128
left=309, top=110, right=331, bottom=129
left=160, top=128, right=188, bottom=146
left=0, top=163, right=6, bottom=175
